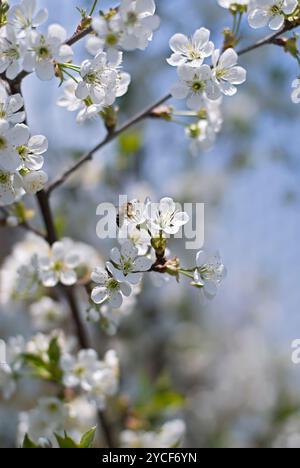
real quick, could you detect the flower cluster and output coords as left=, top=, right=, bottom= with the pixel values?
left=0, top=0, right=72, bottom=81
left=0, top=329, right=118, bottom=413
left=60, top=349, right=119, bottom=410
left=0, top=87, right=48, bottom=206
left=248, top=0, right=298, bottom=31
left=167, top=28, right=246, bottom=154
left=58, top=0, right=161, bottom=123
left=87, top=0, right=160, bottom=55
left=218, top=0, right=298, bottom=31
left=90, top=196, right=226, bottom=317
left=120, top=420, right=186, bottom=448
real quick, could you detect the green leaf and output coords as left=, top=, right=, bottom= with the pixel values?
left=118, top=131, right=142, bottom=156
left=55, top=433, right=79, bottom=449
left=21, top=353, right=48, bottom=370
left=22, top=434, right=38, bottom=448
left=48, top=337, right=61, bottom=366
left=79, top=427, right=97, bottom=448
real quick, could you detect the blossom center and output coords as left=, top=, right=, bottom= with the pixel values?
left=106, top=33, right=118, bottom=46
left=126, top=11, right=138, bottom=25
left=188, top=124, right=201, bottom=139
left=107, top=278, right=119, bottom=291
left=191, top=80, right=205, bottom=93
left=270, top=4, right=281, bottom=15
left=0, top=136, right=7, bottom=150
left=17, top=145, right=28, bottom=160
left=4, top=46, right=19, bottom=60
left=0, top=171, right=9, bottom=184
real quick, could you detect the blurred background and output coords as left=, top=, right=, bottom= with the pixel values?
left=1, top=0, right=300, bottom=448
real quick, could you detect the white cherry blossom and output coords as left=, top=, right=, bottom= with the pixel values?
left=167, top=28, right=214, bottom=67
left=186, top=120, right=217, bottom=155
left=119, top=0, right=160, bottom=51
left=17, top=132, right=48, bottom=171
left=0, top=121, right=29, bottom=172
left=0, top=25, right=26, bottom=79
left=76, top=51, right=130, bottom=107
left=81, top=350, right=119, bottom=409
left=291, top=78, right=300, bottom=103
left=219, top=0, right=249, bottom=8
left=212, top=48, right=247, bottom=97
left=193, top=250, right=227, bottom=297
left=91, top=265, right=132, bottom=309
left=0, top=170, right=23, bottom=206
left=171, top=64, right=221, bottom=110
left=8, top=0, right=48, bottom=35
left=23, top=24, right=73, bottom=81
left=87, top=13, right=123, bottom=56
left=38, top=240, right=81, bottom=287
left=29, top=297, right=67, bottom=332
left=248, top=0, right=298, bottom=30
left=121, top=419, right=186, bottom=448
left=21, top=170, right=48, bottom=194
left=146, top=197, right=189, bottom=235
left=57, top=80, right=103, bottom=123
left=0, top=93, right=25, bottom=125
left=118, top=223, right=151, bottom=255
left=108, top=240, right=152, bottom=284
left=60, top=349, right=101, bottom=389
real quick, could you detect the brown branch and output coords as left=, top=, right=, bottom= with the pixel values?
left=35, top=189, right=116, bottom=447
left=0, top=206, right=46, bottom=239
left=66, top=25, right=93, bottom=46
left=46, top=22, right=300, bottom=195
left=237, top=20, right=300, bottom=56
left=47, top=94, right=172, bottom=194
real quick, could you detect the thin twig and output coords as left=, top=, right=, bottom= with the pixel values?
left=46, top=94, right=172, bottom=194
left=47, top=23, right=300, bottom=194
left=0, top=206, right=46, bottom=239
left=35, top=190, right=115, bottom=447
left=238, top=21, right=298, bottom=55
left=66, top=25, right=93, bottom=47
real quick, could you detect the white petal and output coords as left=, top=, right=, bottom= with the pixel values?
left=134, top=256, right=152, bottom=272
left=32, top=8, right=48, bottom=27
left=35, top=60, right=54, bottom=81
left=136, top=0, right=156, bottom=15
left=60, top=270, right=77, bottom=286
left=170, top=82, right=189, bottom=100
left=121, top=240, right=138, bottom=260
left=57, top=45, right=73, bottom=63
left=91, top=286, right=108, bottom=304
left=269, top=14, right=284, bottom=31
left=110, top=247, right=122, bottom=264
left=169, top=33, right=189, bottom=53
left=91, top=268, right=108, bottom=285
left=7, top=124, right=30, bottom=146
left=47, top=24, right=67, bottom=43
left=120, top=282, right=132, bottom=297
left=0, top=148, right=21, bottom=172
left=40, top=270, right=59, bottom=287
left=225, top=66, right=247, bottom=84
left=109, top=290, right=123, bottom=308
left=248, top=9, right=270, bottom=29
left=28, top=135, right=48, bottom=154
left=75, top=81, right=89, bottom=100
left=219, top=48, right=238, bottom=69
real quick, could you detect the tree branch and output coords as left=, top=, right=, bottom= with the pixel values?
left=0, top=206, right=46, bottom=239
left=35, top=189, right=116, bottom=447
left=237, top=21, right=299, bottom=56
left=46, top=22, right=300, bottom=195
left=46, top=94, right=172, bottom=194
